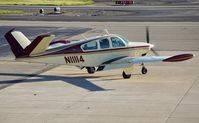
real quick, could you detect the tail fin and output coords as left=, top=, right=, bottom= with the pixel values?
left=4, top=29, right=55, bottom=58
left=4, top=28, right=29, bottom=58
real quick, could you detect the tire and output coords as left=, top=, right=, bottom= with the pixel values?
left=86, top=67, right=95, bottom=74
left=141, top=67, right=147, bottom=74
left=122, top=71, right=131, bottom=79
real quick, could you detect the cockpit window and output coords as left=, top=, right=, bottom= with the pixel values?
left=111, top=37, right=126, bottom=47
left=82, top=40, right=98, bottom=51
left=99, top=38, right=110, bottom=49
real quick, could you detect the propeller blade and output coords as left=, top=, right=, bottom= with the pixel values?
left=151, top=48, right=159, bottom=56
left=146, top=26, right=150, bottom=43
left=146, top=26, right=158, bottom=56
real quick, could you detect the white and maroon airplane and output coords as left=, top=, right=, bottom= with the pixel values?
left=4, top=28, right=193, bottom=79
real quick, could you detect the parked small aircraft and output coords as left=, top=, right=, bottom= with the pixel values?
left=4, top=28, right=193, bottom=79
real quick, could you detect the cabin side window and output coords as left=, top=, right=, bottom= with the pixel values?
left=99, top=38, right=110, bottom=49
left=111, top=37, right=126, bottom=47
left=82, top=40, right=98, bottom=51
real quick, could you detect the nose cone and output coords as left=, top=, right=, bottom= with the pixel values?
left=148, top=43, right=154, bottom=49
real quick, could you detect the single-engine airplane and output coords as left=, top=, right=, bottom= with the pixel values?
left=4, top=28, right=193, bottom=79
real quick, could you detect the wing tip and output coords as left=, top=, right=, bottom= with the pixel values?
left=163, top=54, right=194, bottom=62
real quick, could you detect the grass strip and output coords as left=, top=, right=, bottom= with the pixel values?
left=0, top=10, right=25, bottom=14
left=0, top=0, right=94, bottom=6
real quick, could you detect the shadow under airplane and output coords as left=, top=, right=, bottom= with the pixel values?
left=0, top=73, right=112, bottom=91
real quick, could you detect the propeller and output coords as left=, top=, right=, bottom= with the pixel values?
left=145, top=26, right=159, bottom=56
left=146, top=26, right=150, bottom=44
left=151, top=47, right=159, bottom=56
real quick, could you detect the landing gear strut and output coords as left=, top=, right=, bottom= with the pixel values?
left=122, top=71, right=131, bottom=79
left=86, top=67, right=95, bottom=74
left=141, top=63, right=147, bottom=74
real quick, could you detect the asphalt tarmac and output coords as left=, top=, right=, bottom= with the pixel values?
left=0, top=5, right=199, bottom=21
left=0, top=21, right=199, bottom=123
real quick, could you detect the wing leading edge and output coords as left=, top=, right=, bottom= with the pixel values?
left=104, top=54, right=193, bottom=65
left=123, top=54, right=193, bottom=64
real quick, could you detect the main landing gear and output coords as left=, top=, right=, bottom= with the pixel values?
left=122, top=63, right=148, bottom=79
left=122, top=71, right=131, bottom=79
left=86, top=67, right=95, bottom=74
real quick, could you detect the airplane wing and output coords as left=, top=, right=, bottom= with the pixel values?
left=97, top=54, right=193, bottom=71
left=114, top=54, right=193, bottom=64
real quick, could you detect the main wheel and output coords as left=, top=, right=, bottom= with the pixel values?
left=86, top=67, right=95, bottom=74
left=122, top=71, right=131, bottom=79
left=141, top=67, right=147, bottom=74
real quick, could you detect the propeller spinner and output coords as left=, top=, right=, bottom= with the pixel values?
left=146, top=26, right=159, bottom=56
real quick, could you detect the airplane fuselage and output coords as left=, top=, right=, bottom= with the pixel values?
left=5, top=29, right=193, bottom=79
left=16, top=43, right=150, bottom=68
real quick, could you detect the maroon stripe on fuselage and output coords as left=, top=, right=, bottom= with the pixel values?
left=25, top=44, right=149, bottom=59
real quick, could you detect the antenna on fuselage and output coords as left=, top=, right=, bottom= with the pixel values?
left=104, top=29, right=109, bottom=35
left=81, top=34, right=87, bottom=40
left=103, top=24, right=110, bottom=35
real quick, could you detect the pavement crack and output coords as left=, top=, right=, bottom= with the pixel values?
left=164, top=74, right=199, bottom=123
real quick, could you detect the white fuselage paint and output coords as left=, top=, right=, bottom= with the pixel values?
left=16, top=42, right=150, bottom=68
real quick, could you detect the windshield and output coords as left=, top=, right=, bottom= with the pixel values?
left=111, top=36, right=126, bottom=47
left=118, top=35, right=129, bottom=44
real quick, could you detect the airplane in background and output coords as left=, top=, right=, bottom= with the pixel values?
left=4, top=28, right=193, bottom=79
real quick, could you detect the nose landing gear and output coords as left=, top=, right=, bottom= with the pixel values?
left=142, top=67, right=147, bottom=74
left=122, top=63, right=148, bottom=79
left=141, top=63, right=147, bottom=74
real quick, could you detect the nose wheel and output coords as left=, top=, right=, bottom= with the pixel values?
left=141, top=67, right=147, bottom=74
left=141, top=63, right=147, bottom=74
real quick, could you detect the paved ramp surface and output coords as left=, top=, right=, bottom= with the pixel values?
left=0, top=53, right=199, bottom=123
left=0, top=21, right=199, bottom=123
